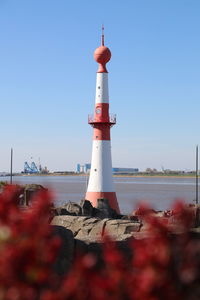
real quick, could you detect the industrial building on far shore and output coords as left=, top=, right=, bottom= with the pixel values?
left=76, top=163, right=139, bottom=175
left=22, top=161, right=49, bottom=174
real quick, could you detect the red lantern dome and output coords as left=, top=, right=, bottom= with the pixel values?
left=93, top=26, right=111, bottom=73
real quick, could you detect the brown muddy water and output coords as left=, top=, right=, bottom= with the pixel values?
left=0, top=175, right=197, bottom=214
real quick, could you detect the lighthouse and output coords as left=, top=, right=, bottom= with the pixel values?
left=86, top=27, right=120, bottom=213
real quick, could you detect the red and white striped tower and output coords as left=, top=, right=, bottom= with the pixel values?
left=86, top=27, right=120, bottom=213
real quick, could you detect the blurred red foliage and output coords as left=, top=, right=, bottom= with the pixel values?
left=0, top=185, right=61, bottom=300
left=1, top=185, right=200, bottom=300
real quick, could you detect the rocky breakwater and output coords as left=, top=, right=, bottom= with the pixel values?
left=6, top=182, right=200, bottom=275
left=51, top=199, right=200, bottom=243
left=51, top=198, right=200, bottom=257
left=51, top=198, right=143, bottom=269
left=51, top=198, right=142, bottom=243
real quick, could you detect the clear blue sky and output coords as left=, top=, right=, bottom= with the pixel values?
left=0, top=0, right=200, bottom=172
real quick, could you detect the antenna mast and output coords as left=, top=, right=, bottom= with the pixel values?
left=101, top=24, right=104, bottom=46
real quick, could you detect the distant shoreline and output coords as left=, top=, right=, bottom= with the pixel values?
left=114, top=174, right=196, bottom=179
left=1, top=173, right=197, bottom=179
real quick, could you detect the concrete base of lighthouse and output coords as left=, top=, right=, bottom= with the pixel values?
left=85, top=191, right=120, bottom=213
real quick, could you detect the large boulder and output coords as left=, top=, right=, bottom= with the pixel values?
left=51, top=225, right=74, bottom=275
left=53, top=202, right=82, bottom=216
left=51, top=216, right=100, bottom=240
left=53, top=207, right=70, bottom=216
left=104, top=219, right=141, bottom=241
left=94, top=198, right=119, bottom=219
left=80, top=198, right=120, bottom=219
left=51, top=215, right=142, bottom=243
left=64, top=202, right=82, bottom=215
left=80, top=199, right=94, bottom=216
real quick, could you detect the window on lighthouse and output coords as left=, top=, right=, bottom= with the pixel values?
left=96, top=108, right=101, bottom=114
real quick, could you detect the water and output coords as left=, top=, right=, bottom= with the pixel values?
left=0, top=175, right=197, bottom=214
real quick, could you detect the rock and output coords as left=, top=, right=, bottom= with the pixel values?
left=53, top=207, right=70, bottom=216
left=94, top=198, right=119, bottom=219
left=52, top=216, right=90, bottom=236
left=51, top=225, right=74, bottom=275
left=104, top=219, right=141, bottom=241
left=53, top=199, right=122, bottom=219
left=53, top=202, right=82, bottom=217
left=121, top=215, right=140, bottom=222
left=96, top=198, right=109, bottom=210
left=75, top=219, right=108, bottom=243
left=51, top=215, right=142, bottom=243
left=80, top=198, right=120, bottom=219
left=74, top=239, right=89, bottom=255
left=64, top=202, right=82, bottom=216
left=80, top=199, right=94, bottom=216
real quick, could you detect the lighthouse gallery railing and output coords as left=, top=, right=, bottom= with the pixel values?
left=88, top=114, right=116, bottom=125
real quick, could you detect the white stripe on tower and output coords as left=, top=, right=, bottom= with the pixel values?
left=85, top=27, right=120, bottom=213
left=95, top=73, right=109, bottom=104
left=87, top=140, right=114, bottom=191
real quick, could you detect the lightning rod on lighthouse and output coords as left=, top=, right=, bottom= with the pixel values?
left=85, top=27, right=120, bottom=213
